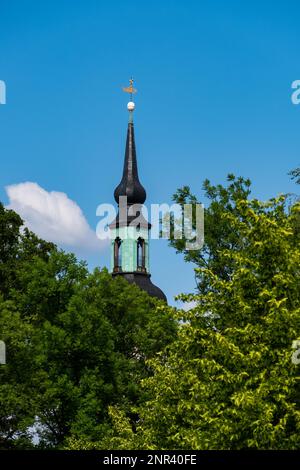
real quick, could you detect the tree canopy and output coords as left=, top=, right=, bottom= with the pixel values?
left=67, top=178, right=300, bottom=450
left=0, top=202, right=176, bottom=448
left=1, top=172, right=300, bottom=450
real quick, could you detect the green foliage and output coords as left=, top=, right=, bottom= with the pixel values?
left=289, top=167, right=300, bottom=185
left=0, top=299, right=40, bottom=448
left=34, top=270, right=176, bottom=447
left=170, top=175, right=252, bottom=293
left=0, top=203, right=177, bottom=448
left=93, top=185, right=300, bottom=450
left=0, top=202, right=55, bottom=300
left=2, top=177, right=300, bottom=450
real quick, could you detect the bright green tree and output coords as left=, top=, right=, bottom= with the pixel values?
left=84, top=190, right=300, bottom=450
left=169, top=175, right=252, bottom=294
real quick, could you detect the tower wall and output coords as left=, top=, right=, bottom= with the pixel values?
left=110, top=226, right=149, bottom=273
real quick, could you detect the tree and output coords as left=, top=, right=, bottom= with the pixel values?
left=0, top=297, right=41, bottom=449
left=288, top=168, right=300, bottom=237
left=169, top=175, right=252, bottom=294
left=0, top=202, right=57, bottom=304
left=0, top=203, right=23, bottom=298
left=0, top=204, right=177, bottom=448
left=33, top=269, right=176, bottom=447
left=88, top=191, right=300, bottom=450
left=289, top=167, right=300, bottom=185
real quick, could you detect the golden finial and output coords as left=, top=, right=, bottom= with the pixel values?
left=122, top=77, right=137, bottom=100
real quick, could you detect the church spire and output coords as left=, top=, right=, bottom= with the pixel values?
left=114, top=79, right=146, bottom=205
left=109, top=79, right=167, bottom=302
left=113, top=110, right=146, bottom=205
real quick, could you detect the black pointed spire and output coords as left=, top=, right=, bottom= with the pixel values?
left=114, top=119, right=146, bottom=205
left=110, top=80, right=167, bottom=303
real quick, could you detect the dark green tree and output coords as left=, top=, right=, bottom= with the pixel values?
left=33, top=269, right=176, bottom=447
left=289, top=167, right=300, bottom=185
left=0, top=204, right=177, bottom=448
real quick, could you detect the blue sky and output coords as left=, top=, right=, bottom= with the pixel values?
left=0, top=0, right=299, bottom=304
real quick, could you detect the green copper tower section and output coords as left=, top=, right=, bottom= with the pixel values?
left=109, top=85, right=166, bottom=302
left=110, top=225, right=149, bottom=273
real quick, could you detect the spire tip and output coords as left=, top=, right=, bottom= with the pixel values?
left=127, top=101, right=135, bottom=112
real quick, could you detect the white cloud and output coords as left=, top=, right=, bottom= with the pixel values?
left=6, top=182, right=103, bottom=252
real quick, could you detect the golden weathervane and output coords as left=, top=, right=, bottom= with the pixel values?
left=122, top=78, right=137, bottom=99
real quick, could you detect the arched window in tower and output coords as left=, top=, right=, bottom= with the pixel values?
left=113, top=237, right=122, bottom=272
left=137, top=237, right=146, bottom=272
